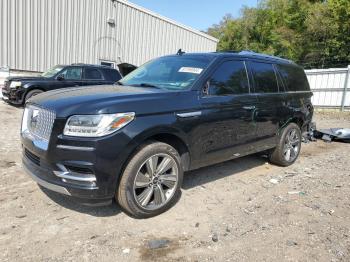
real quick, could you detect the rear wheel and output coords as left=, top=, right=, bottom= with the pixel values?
left=25, top=89, right=44, bottom=103
left=269, top=123, right=302, bottom=166
left=117, top=142, right=183, bottom=218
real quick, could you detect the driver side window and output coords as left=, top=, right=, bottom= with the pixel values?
left=60, top=67, right=82, bottom=80
left=208, top=61, right=249, bottom=96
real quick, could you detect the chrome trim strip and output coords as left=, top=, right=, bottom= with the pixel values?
left=54, top=163, right=97, bottom=182
left=53, top=170, right=97, bottom=182
left=57, top=145, right=95, bottom=151
left=176, top=111, right=202, bottom=118
left=23, top=164, right=71, bottom=196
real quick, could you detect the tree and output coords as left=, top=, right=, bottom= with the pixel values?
left=206, top=0, right=350, bottom=68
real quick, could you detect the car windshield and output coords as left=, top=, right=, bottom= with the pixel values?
left=119, top=56, right=213, bottom=90
left=41, top=65, right=64, bottom=78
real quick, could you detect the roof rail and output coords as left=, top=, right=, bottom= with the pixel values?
left=238, top=50, right=293, bottom=63
left=70, top=63, right=111, bottom=68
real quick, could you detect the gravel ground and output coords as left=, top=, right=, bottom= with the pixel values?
left=0, top=101, right=349, bottom=262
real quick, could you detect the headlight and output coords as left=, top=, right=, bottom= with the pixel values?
left=63, top=112, right=135, bottom=137
left=10, top=81, right=22, bottom=89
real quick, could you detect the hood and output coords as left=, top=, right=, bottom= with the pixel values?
left=29, top=85, right=196, bottom=118
left=6, top=76, right=47, bottom=82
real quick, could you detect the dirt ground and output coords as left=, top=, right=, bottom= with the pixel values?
left=0, top=101, right=349, bottom=262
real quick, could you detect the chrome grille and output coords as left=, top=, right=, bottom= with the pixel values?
left=24, top=105, right=56, bottom=142
left=3, top=80, right=9, bottom=91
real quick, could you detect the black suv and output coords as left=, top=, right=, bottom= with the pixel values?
left=2, top=64, right=122, bottom=105
left=21, top=51, right=313, bottom=218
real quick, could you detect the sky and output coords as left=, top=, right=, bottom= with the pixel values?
left=128, top=0, right=258, bottom=31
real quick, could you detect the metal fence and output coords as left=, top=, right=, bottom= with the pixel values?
left=305, top=66, right=350, bottom=111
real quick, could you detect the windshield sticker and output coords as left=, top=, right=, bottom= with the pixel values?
left=178, top=67, right=203, bottom=74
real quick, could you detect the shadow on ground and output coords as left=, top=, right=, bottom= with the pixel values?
left=39, top=154, right=267, bottom=217
left=40, top=187, right=121, bottom=217
left=182, top=154, right=267, bottom=190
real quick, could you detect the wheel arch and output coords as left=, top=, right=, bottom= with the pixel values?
left=279, top=113, right=306, bottom=134
left=22, top=85, right=46, bottom=102
left=114, top=128, right=191, bottom=196
left=131, top=127, right=191, bottom=171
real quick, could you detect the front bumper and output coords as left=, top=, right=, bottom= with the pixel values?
left=22, top=159, right=71, bottom=196
left=2, top=87, right=24, bottom=104
left=21, top=118, right=138, bottom=203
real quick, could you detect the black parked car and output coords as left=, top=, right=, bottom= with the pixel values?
left=2, top=64, right=122, bottom=105
left=21, top=51, right=313, bottom=218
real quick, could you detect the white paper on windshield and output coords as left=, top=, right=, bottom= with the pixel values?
left=178, top=67, right=203, bottom=74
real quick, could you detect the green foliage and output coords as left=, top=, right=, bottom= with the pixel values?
left=207, top=0, right=350, bottom=68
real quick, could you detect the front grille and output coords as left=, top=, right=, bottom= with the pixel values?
left=3, top=80, right=9, bottom=91
left=24, top=148, right=40, bottom=166
left=24, top=105, right=56, bottom=142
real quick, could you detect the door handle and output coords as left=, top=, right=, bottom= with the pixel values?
left=243, top=106, right=256, bottom=110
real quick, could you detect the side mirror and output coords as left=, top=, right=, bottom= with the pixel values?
left=203, top=80, right=210, bottom=95
left=57, top=74, right=65, bottom=81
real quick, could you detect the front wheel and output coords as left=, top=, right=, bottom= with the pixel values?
left=269, top=123, right=302, bottom=166
left=117, top=142, right=183, bottom=218
left=25, top=89, right=44, bottom=103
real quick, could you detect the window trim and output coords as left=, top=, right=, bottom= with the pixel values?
left=273, top=64, right=287, bottom=92
left=203, top=58, right=252, bottom=97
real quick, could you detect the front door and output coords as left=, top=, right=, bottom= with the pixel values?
left=54, top=67, right=83, bottom=89
left=190, top=59, right=258, bottom=169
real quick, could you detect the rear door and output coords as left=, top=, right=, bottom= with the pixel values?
left=191, top=59, right=258, bottom=168
left=248, top=60, right=284, bottom=149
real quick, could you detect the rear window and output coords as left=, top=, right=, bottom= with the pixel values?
left=103, top=69, right=122, bottom=82
left=84, top=68, right=103, bottom=80
left=276, top=64, right=310, bottom=92
left=251, top=62, right=279, bottom=93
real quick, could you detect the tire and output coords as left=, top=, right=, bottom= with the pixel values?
left=25, top=89, right=44, bottom=103
left=269, top=123, right=302, bottom=167
left=117, top=141, right=183, bottom=218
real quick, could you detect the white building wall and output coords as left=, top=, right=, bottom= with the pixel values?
left=305, top=66, right=350, bottom=110
left=0, top=0, right=218, bottom=72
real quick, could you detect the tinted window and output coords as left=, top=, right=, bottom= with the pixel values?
left=208, top=60, right=249, bottom=96
left=61, top=67, right=82, bottom=80
left=277, top=64, right=310, bottom=92
left=84, top=68, right=103, bottom=80
left=103, top=69, right=122, bottom=82
left=251, top=62, right=278, bottom=93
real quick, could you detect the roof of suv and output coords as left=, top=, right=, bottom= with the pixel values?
left=69, top=63, right=115, bottom=69
left=169, top=50, right=295, bottom=65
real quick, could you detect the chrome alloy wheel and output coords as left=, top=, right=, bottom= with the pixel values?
left=133, top=153, right=179, bottom=210
left=283, top=128, right=300, bottom=162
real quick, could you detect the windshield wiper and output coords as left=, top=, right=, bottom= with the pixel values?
left=116, top=81, right=124, bottom=86
left=132, top=83, right=162, bottom=89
